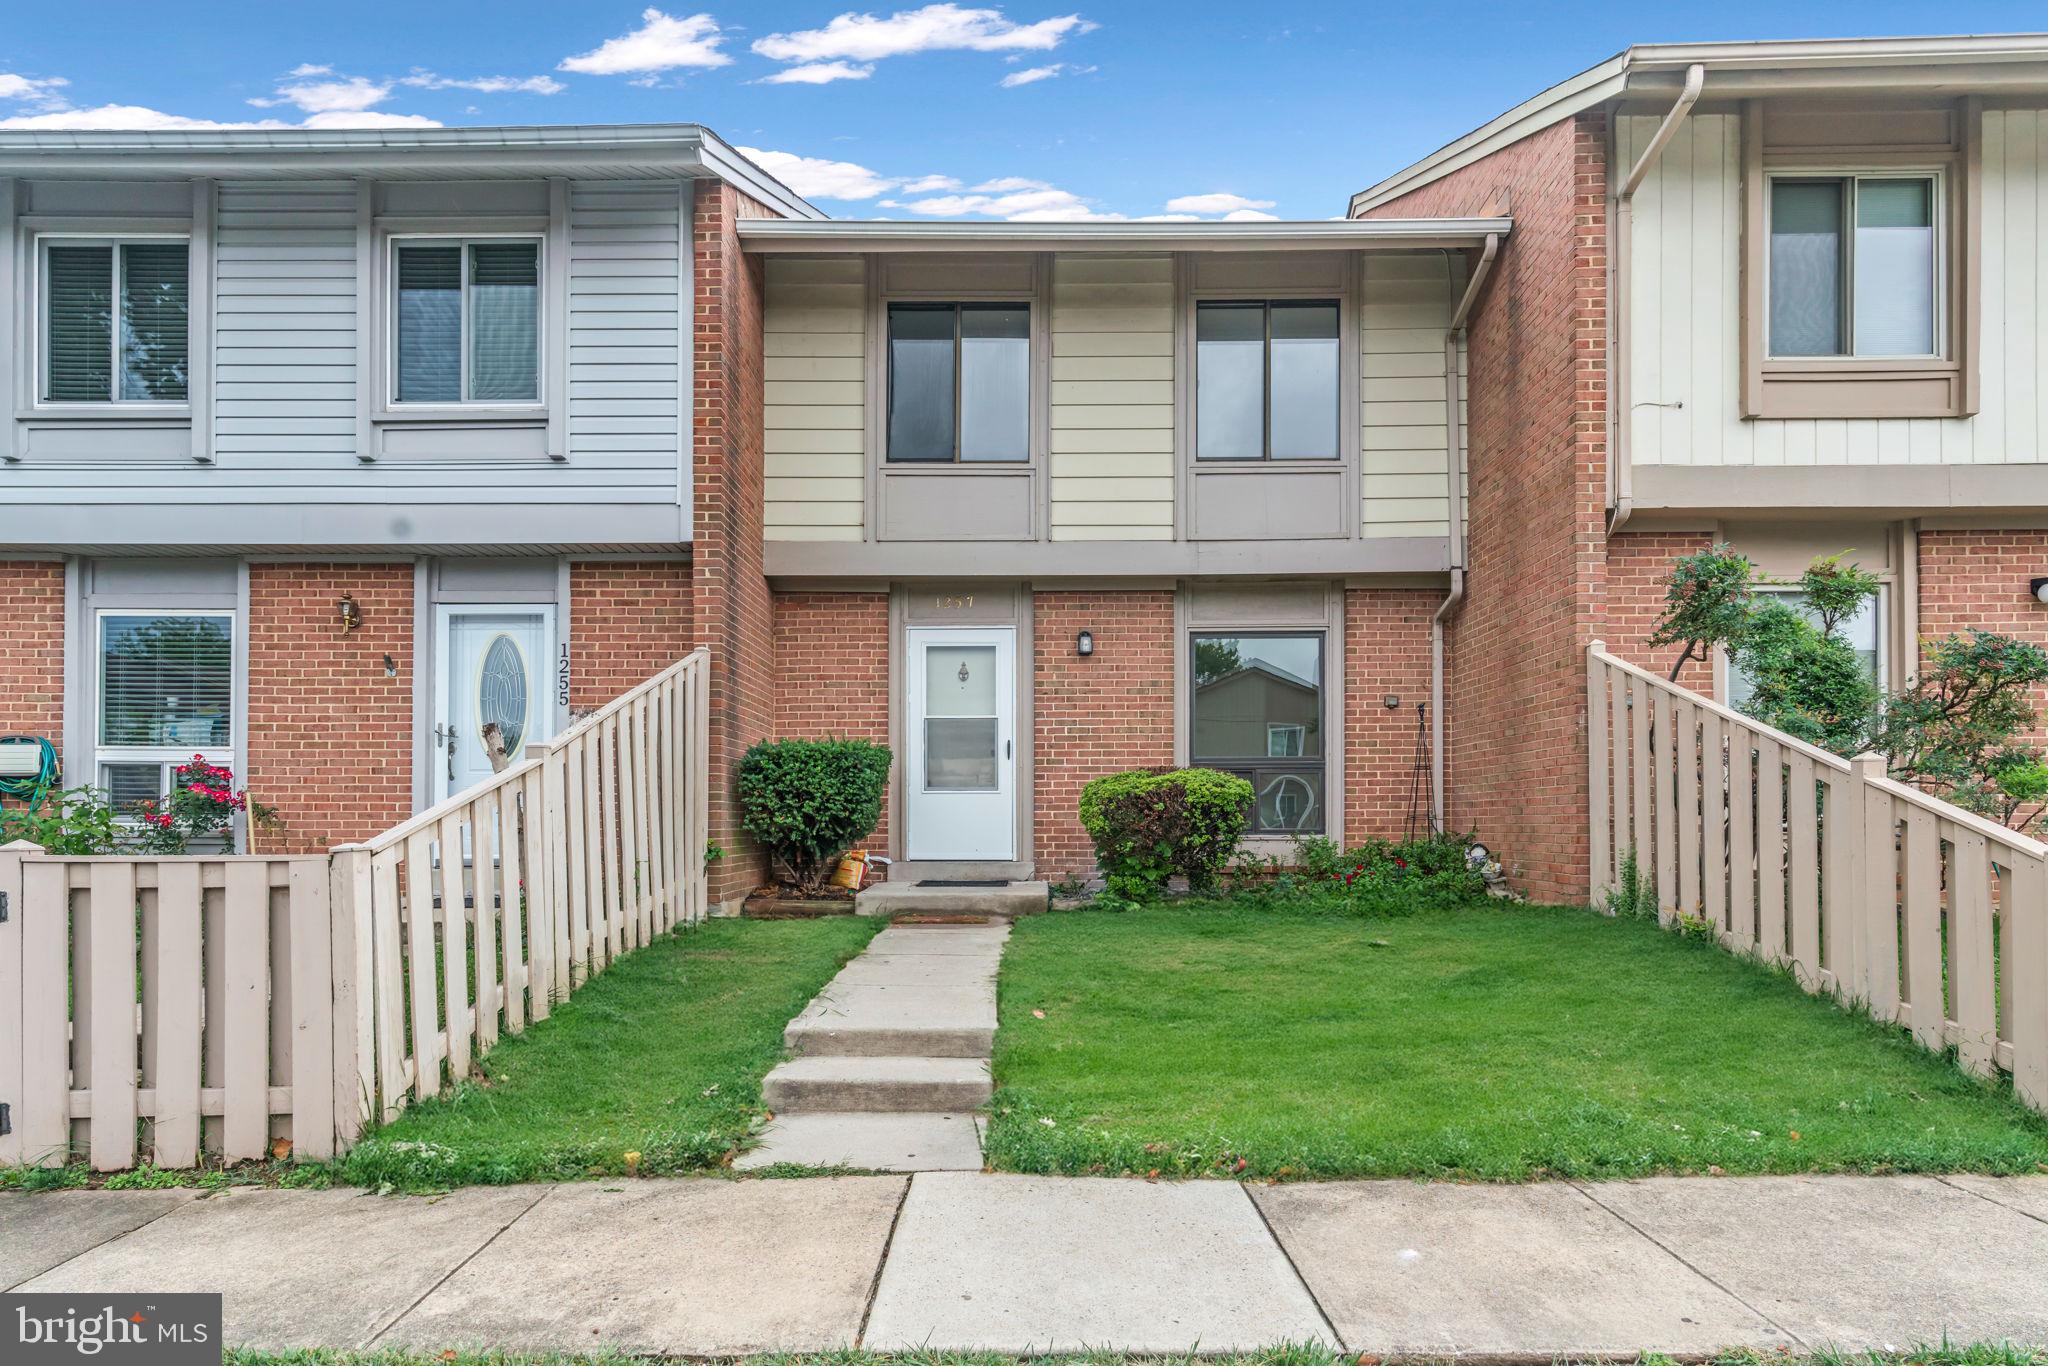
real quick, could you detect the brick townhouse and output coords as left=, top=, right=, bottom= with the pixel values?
left=8, top=34, right=2048, bottom=909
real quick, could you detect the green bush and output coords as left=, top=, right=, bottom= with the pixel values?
left=737, top=738, right=891, bottom=893
left=0, top=785, right=119, bottom=855
left=1078, top=767, right=1253, bottom=900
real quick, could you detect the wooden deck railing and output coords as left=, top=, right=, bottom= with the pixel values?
left=1588, top=640, right=2048, bottom=1114
left=0, top=648, right=710, bottom=1170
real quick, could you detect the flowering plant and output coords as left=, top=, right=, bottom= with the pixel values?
left=133, top=756, right=247, bottom=854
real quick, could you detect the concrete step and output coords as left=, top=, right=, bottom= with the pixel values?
left=762, top=1055, right=993, bottom=1114
left=854, top=881, right=1049, bottom=918
left=785, top=1019, right=993, bottom=1058
left=734, top=1111, right=984, bottom=1172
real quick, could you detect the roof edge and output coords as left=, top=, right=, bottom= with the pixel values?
left=737, top=217, right=1511, bottom=252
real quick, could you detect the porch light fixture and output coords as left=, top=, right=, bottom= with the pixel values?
left=337, top=594, right=362, bottom=632
left=2033, top=577, right=2048, bottom=605
left=1076, top=630, right=1094, bottom=657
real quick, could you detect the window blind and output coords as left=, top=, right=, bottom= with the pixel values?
left=396, top=245, right=463, bottom=402
left=99, top=614, right=234, bottom=749
left=119, top=242, right=190, bottom=400
left=468, top=242, right=540, bottom=401
left=44, top=244, right=114, bottom=402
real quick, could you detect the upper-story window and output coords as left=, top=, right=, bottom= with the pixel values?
left=886, top=302, right=1030, bottom=462
left=40, top=239, right=190, bottom=404
left=1195, top=300, right=1340, bottom=461
left=393, top=239, right=542, bottom=404
left=1768, top=175, right=1941, bottom=359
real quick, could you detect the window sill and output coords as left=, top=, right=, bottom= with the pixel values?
left=1748, top=363, right=1965, bottom=420
left=881, top=460, right=1037, bottom=474
left=17, top=407, right=192, bottom=423
left=374, top=408, right=548, bottom=425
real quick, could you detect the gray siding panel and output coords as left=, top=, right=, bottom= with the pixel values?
left=211, top=180, right=358, bottom=461
left=567, top=182, right=681, bottom=464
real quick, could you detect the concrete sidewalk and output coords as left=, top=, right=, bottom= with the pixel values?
left=5, top=1172, right=2047, bottom=1355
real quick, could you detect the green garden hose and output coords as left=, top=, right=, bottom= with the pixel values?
left=0, top=735, right=60, bottom=810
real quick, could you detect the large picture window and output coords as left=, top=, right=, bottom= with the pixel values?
left=1191, top=632, right=1324, bottom=833
left=95, top=611, right=235, bottom=815
left=41, top=239, right=190, bottom=403
left=1195, top=300, right=1339, bottom=460
left=393, top=239, right=542, bottom=404
left=1768, top=175, right=1940, bottom=359
left=886, top=302, right=1030, bottom=462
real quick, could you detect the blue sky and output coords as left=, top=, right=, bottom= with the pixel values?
left=2, top=2, right=2043, bottom=220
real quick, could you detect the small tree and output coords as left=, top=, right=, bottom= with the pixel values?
left=1648, top=544, right=1758, bottom=681
left=1733, top=556, right=1883, bottom=758
left=1874, top=631, right=2048, bottom=831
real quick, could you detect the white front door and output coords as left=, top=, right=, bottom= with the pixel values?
left=905, top=626, right=1016, bottom=861
left=433, top=606, right=556, bottom=803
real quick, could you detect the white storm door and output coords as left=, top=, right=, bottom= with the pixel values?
left=905, top=626, right=1016, bottom=861
left=433, top=605, right=555, bottom=804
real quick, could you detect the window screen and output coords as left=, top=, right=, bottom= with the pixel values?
left=1769, top=176, right=1938, bottom=359
left=43, top=241, right=189, bottom=403
left=99, top=614, right=234, bottom=749
left=395, top=240, right=540, bottom=403
left=886, top=303, right=1030, bottom=461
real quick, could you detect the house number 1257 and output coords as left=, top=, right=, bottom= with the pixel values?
left=934, top=594, right=975, bottom=610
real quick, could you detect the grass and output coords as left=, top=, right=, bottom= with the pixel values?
left=218, top=1344, right=2048, bottom=1366
left=335, top=916, right=880, bottom=1189
left=983, top=899, right=2048, bottom=1181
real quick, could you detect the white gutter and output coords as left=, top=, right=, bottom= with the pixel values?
left=1609, top=62, right=1704, bottom=533
left=1429, top=232, right=1498, bottom=832
left=738, top=217, right=1511, bottom=253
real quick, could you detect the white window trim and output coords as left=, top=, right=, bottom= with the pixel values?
left=31, top=231, right=194, bottom=413
left=384, top=233, right=547, bottom=412
left=1763, top=169, right=1948, bottom=363
left=93, top=606, right=237, bottom=819
left=1267, top=722, right=1306, bottom=758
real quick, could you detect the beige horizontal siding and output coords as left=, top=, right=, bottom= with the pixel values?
left=1049, top=255, right=1175, bottom=541
left=1362, top=254, right=1455, bottom=539
left=763, top=257, right=865, bottom=541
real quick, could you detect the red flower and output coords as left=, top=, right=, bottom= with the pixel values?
left=1393, top=856, right=1408, bottom=869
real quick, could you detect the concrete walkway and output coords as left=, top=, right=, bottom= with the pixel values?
left=6, top=1172, right=2047, bottom=1354
left=742, top=921, right=1007, bottom=1171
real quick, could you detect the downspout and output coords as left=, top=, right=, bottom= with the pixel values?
left=1609, top=61, right=1705, bottom=533
left=1431, top=231, right=1497, bottom=832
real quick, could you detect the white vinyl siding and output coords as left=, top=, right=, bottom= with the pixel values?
left=1623, top=108, right=2048, bottom=466
left=213, top=180, right=359, bottom=461
left=764, top=256, right=865, bottom=541
left=1361, top=253, right=1458, bottom=537
left=566, top=182, right=681, bottom=471
left=1049, top=254, right=1175, bottom=541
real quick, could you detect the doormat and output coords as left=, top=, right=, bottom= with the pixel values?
left=916, top=879, right=1009, bottom=887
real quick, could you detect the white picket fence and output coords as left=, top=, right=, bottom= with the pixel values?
left=1587, top=640, right=2048, bottom=1114
left=0, top=648, right=710, bottom=1170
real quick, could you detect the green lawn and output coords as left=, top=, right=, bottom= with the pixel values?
left=339, top=916, right=880, bottom=1188
left=984, top=900, right=2048, bottom=1181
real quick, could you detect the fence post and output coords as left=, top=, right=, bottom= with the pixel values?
left=1587, top=642, right=1612, bottom=907
left=327, top=846, right=375, bottom=1150
left=1851, top=753, right=1898, bottom=1020
left=0, top=840, right=41, bottom=1167
left=2009, top=849, right=2048, bottom=1111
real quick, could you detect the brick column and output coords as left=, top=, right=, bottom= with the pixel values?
left=0, top=560, right=66, bottom=792
left=691, top=183, right=776, bottom=907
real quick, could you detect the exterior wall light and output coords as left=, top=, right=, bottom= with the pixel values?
left=338, top=593, right=362, bottom=632
left=1076, top=630, right=1095, bottom=657
left=2033, top=577, right=2048, bottom=605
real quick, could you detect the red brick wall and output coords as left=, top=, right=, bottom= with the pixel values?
left=245, top=563, right=414, bottom=852
left=691, top=183, right=777, bottom=905
left=1343, top=588, right=1440, bottom=841
left=1917, top=532, right=2048, bottom=730
left=773, top=590, right=891, bottom=854
left=0, top=560, right=66, bottom=796
left=568, top=560, right=693, bottom=711
left=1032, top=590, right=1177, bottom=879
left=1364, top=112, right=1612, bottom=901
left=1605, top=531, right=1716, bottom=690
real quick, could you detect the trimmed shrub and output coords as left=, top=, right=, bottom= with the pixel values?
left=737, top=738, right=892, bottom=893
left=1078, top=767, right=1253, bottom=900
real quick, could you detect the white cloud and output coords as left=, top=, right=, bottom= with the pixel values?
left=900, top=174, right=961, bottom=192
left=907, top=183, right=1120, bottom=220
left=560, top=9, right=730, bottom=76
left=758, top=61, right=874, bottom=85
left=250, top=73, right=391, bottom=114
left=401, top=71, right=565, bottom=95
left=754, top=4, right=1095, bottom=71
left=0, top=104, right=293, bottom=131
left=1164, top=192, right=1277, bottom=216
left=1221, top=207, right=1280, bottom=222
left=304, top=110, right=443, bottom=129
left=999, top=64, right=1061, bottom=87
left=972, top=175, right=1048, bottom=192
left=0, top=73, right=72, bottom=110
left=737, top=147, right=900, bottom=200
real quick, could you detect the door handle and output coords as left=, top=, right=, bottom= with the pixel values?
left=446, top=731, right=457, bottom=783
left=1005, top=738, right=1012, bottom=759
